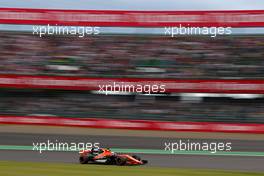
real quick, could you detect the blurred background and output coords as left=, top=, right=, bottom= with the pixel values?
left=0, top=33, right=264, bottom=124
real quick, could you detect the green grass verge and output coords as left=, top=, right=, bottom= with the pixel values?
left=0, top=161, right=263, bottom=176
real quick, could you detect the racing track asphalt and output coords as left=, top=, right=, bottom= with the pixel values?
left=0, top=133, right=264, bottom=172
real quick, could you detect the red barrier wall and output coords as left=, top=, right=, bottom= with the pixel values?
left=1, top=75, right=264, bottom=93
left=0, top=8, right=264, bottom=27
left=0, top=115, right=263, bottom=134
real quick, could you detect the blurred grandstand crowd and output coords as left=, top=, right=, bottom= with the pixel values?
left=0, top=32, right=264, bottom=124
left=0, top=32, right=264, bottom=79
left=0, top=90, right=263, bottom=123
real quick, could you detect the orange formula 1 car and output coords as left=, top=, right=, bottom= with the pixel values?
left=79, top=148, right=148, bottom=166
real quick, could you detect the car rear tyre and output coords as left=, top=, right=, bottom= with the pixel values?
left=105, top=156, right=116, bottom=165
left=79, top=156, right=89, bottom=164
left=115, top=157, right=126, bottom=166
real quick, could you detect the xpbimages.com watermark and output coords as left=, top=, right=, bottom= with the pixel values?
left=33, top=24, right=100, bottom=37
left=165, top=25, right=232, bottom=38
left=32, top=140, right=100, bottom=153
left=164, top=140, right=232, bottom=154
left=98, top=82, right=166, bottom=95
